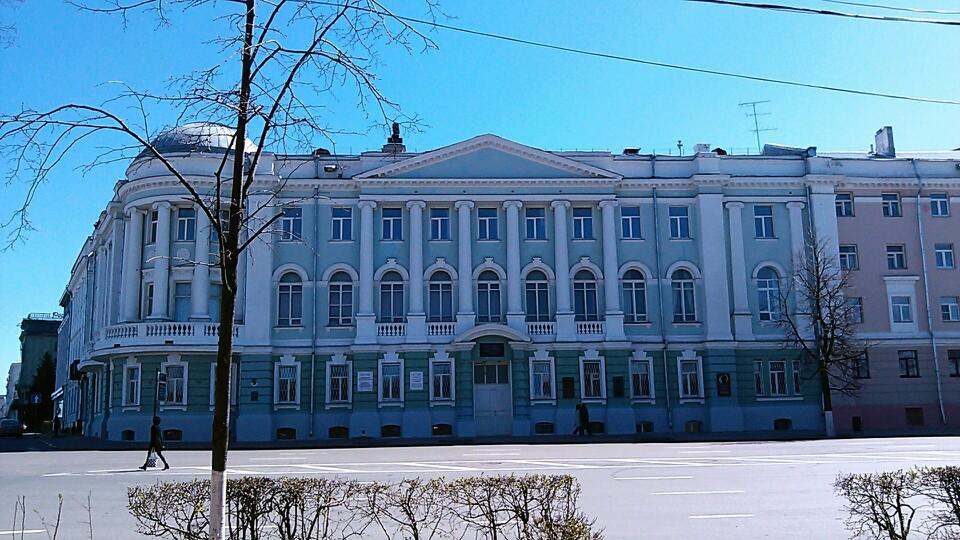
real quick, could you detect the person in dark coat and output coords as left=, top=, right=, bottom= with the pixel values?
left=140, top=416, right=170, bottom=470
left=578, top=402, right=591, bottom=436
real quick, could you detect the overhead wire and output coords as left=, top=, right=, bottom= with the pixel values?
left=682, top=0, right=960, bottom=26
left=819, top=0, right=960, bottom=16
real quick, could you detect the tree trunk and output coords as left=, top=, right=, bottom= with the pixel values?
left=820, top=355, right=836, bottom=437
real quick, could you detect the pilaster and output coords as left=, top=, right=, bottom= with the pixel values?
left=599, top=200, right=625, bottom=341
left=551, top=200, right=576, bottom=340
left=725, top=202, right=753, bottom=340
left=191, top=204, right=211, bottom=320
left=406, top=200, right=427, bottom=342
left=503, top=200, right=525, bottom=331
left=697, top=192, right=733, bottom=341
left=455, top=200, right=476, bottom=334
left=356, top=200, right=378, bottom=344
left=149, top=201, right=172, bottom=320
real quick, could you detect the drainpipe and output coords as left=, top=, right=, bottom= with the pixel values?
left=911, top=160, right=947, bottom=425
left=651, top=159, right=673, bottom=430
left=309, top=187, right=320, bottom=438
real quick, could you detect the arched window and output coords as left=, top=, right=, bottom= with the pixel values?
left=428, top=271, right=453, bottom=322
left=328, top=272, right=353, bottom=327
left=622, top=269, right=647, bottom=323
left=379, top=271, right=404, bottom=323
left=277, top=272, right=303, bottom=327
left=524, top=270, right=550, bottom=322
left=476, top=270, right=502, bottom=323
left=756, top=267, right=781, bottom=322
left=573, top=269, right=599, bottom=322
left=671, top=269, right=696, bottom=323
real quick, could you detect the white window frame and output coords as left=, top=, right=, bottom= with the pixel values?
left=769, top=360, right=787, bottom=396
left=668, top=205, right=690, bottom=239
left=92, top=371, right=103, bottom=414
left=331, top=206, right=353, bottom=241
left=524, top=274, right=550, bottom=322
left=839, top=245, right=859, bottom=271
left=622, top=272, right=648, bottom=323
left=572, top=207, right=593, bottom=240
left=891, top=295, right=913, bottom=324
left=756, top=268, right=781, bottom=322
left=141, top=282, right=154, bottom=320
left=477, top=207, right=499, bottom=240
left=931, top=193, right=950, bottom=217
left=327, top=274, right=354, bottom=327
left=429, top=350, right=455, bottom=405
left=676, top=350, right=704, bottom=402
left=848, top=297, right=864, bottom=324
left=208, top=361, right=239, bottom=408
left=476, top=274, right=502, bottom=323
left=886, top=245, right=907, bottom=270
left=122, top=361, right=140, bottom=408
left=429, top=207, right=450, bottom=240
left=381, top=207, right=403, bottom=241
left=325, top=353, right=352, bottom=408
left=835, top=193, right=854, bottom=217
left=753, top=205, right=775, bottom=238
left=176, top=207, right=196, bottom=241
left=378, top=352, right=404, bottom=406
left=621, top=206, right=642, bottom=239
left=525, top=207, right=546, bottom=240
left=754, top=360, right=764, bottom=396
left=629, top=349, right=655, bottom=402
left=279, top=207, right=303, bottom=242
left=935, top=244, right=955, bottom=269
left=882, top=193, right=902, bottom=217
left=146, top=210, right=158, bottom=244
left=273, top=354, right=301, bottom=408
left=671, top=270, right=697, bottom=323
left=941, top=296, right=960, bottom=322
left=277, top=273, right=304, bottom=327
left=578, top=349, right=607, bottom=403
left=885, top=276, right=920, bottom=333
left=792, top=360, right=802, bottom=395
left=160, top=355, right=188, bottom=409
left=528, top=349, right=556, bottom=403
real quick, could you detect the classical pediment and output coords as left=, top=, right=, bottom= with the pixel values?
left=356, top=134, right=620, bottom=180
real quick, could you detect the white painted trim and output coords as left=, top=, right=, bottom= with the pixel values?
left=320, top=263, right=359, bottom=283
left=618, top=261, right=656, bottom=281
left=751, top=261, right=787, bottom=280
left=159, top=354, right=188, bottom=407
left=676, top=349, right=704, bottom=400
left=378, top=352, right=405, bottom=406
left=528, top=348, right=557, bottom=402
left=570, top=257, right=604, bottom=280
left=424, top=257, right=459, bottom=281
left=629, top=348, right=656, bottom=402
left=325, top=353, right=353, bottom=407
left=428, top=348, right=456, bottom=403
left=578, top=349, right=607, bottom=403
left=521, top=257, right=556, bottom=281
left=472, top=258, right=507, bottom=281
left=664, top=260, right=702, bottom=280
left=374, top=258, right=410, bottom=282
left=121, top=357, right=141, bottom=407
left=272, top=263, right=310, bottom=283
left=273, top=354, right=301, bottom=407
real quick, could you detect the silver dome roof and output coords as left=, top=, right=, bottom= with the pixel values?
left=139, top=122, right=257, bottom=157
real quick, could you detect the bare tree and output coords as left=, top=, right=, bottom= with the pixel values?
left=776, top=231, right=869, bottom=437
left=0, top=1, right=436, bottom=538
left=0, top=0, right=21, bottom=47
left=835, top=470, right=925, bottom=540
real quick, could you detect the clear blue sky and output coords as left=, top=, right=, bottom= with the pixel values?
left=1, top=0, right=958, bottom=379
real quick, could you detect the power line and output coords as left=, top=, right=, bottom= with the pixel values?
left=820, top=1, right=960, bottom=15
left=683, top=0, right=960, bottom=25
left=307, top=1, right=960, bottom=106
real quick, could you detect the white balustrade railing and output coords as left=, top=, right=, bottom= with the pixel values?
left=526, top=321, right=555, bottom=335
left=102, top=321, right=240, bottom=343
left=377, top=322, right=407, bottom=337
left=105, top=324, right=139, bottom=339
left=576, top=320, right=605, bottom=335
left=427, top=321, right=456, bottom=336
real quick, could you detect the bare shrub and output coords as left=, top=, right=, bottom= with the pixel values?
left=919, top=466, right=960, bottom=540
left=360, top=478, right=452, bottom=539
left=267, top=478, right=366, bottom=540
left=835, top=470, right=925, bottom=540
left=128, top=480, right=211, bottom=540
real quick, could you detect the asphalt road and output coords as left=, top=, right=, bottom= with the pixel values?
left=2, top=436, right=959, bottom=539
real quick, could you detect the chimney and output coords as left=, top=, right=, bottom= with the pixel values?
left=874, top=126, right=895, bottom=158
left=381, top=122, right=406, bottom=153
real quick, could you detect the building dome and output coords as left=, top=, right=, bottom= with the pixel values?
left=138, top=122, right=257, bottom=158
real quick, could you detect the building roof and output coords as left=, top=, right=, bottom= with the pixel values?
left=138, top=122, right=257, bottom=158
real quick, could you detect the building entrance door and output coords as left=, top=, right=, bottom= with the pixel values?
left=473, top=360, right=512, bottom=436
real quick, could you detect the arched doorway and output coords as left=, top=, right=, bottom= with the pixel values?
left=455, top=324, right=529, bottom=437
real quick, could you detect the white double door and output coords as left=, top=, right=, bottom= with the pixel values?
left=473, top=361, right=512, bottom=437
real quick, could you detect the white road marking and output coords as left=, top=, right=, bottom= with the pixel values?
left=249, top=457, right=308, bottom=461
left=617, top=476, right=693, bottom=480
left=0, top=530, right=45, bottom=535
left=678, top=450, right=731, bottom=454
left=401, top=462, right=480, bottom=471
left=462, top=452, right=521, bottom=456
left=294, top=464, right=361, bottom=473
left=651, top=490, right=745, bottom=496
left=688, top=514, right=755, bottom=519
left=510, top=460, right=601, bottom=470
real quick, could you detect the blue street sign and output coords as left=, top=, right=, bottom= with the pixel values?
left=30, top=393, right=42, bottom=404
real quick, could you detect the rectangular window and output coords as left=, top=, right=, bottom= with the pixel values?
left=898, top=350, right=920, bottom=378
left=572, top=207, right=593, bottom=240
left=886, top=245, right=907, bottom=270
left=668, top=206, right=690, bottom=239
left=792, top=361, right=802, bottom=394
left=142, top=283, right=154, bottom=319
left=477, top=207, right=499, bottom=240
left=621, top=206, right=641, bottom=239
left=209, top=284, right=222, bottom=323
left=177, top=208, right=196, bottom=241
left=124, top=365, right=140, bottom=406
left=380, top=362, right=402, bottom=401
left=173, top=283, right=192, bottom=322
left=581, top=359, right=604, bottom=399
left=630, top=359, right=652, bottom=399
left=949, top=350, right=960, bottom=377
left=931, top=193, right=950, bottom=217
left=848, top=297, right=864, bottom=324
left=146, top=210, right=158, bottom=244
left=163, top=365, right=185, bottom=405
left=679, top=360, right=701, bottom=398
left=328, top=363, right=351, bottom=403
left=328, top=280, right=353, bottom=327
left=835, top=193, right=854, bottom=217
left=382, top=208, right=403, bottom=240
left=769, top=360, right=787, bottom=396
left=278, top=279, right=303, bottom=327
left=431, top=361, right=453, bottom=401
left=882, top=193, right=902, bottom=217
left=622, top=277, right=648, bottom=323
left=941, top=296, right=960, bottom=322
left=525, top=208, right=546, bottom=240
left=839, top=245, right=860, bottom=271
left=430, top=207, right=450, bottom=240
left=276, top=364, right=298, bottom=404
left=854, top=354, right=870, bottom=379
left=754, top=205, right=774, bottom=238
left=524, top=279, right=550, bottom=322
left=935, top=243, right=955, bottom=269
left=891, top=295, right=913, bottom=323
left=754, top=360, right=764, bottom=395
left=379, top=281, right=404, bottom=323
left=280, top=207, right=302, bottom=241
left=331, top=207, right=352, bottom=241
left=208, top=362, right=238, bottom=407
left=531, top=359, right=554, bottom=400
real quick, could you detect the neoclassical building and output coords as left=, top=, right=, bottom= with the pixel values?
left=54, top=124, right=959, bottom=442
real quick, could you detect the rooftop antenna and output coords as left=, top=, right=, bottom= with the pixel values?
left=676, top=140, right=684, bottom=156
left=739, top=100, right=777, bottom=154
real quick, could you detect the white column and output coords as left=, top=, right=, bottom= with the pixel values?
left=787, top=201, right=812, bottom=338
left=697, top=192, right=733, bottom=341
left=551, top=200, right=576, bottom=340
left=150, top=201, right=172, bottom=320
left=807, top=183, right=839, bottom=259
left=121, top=207, right=144, bottom=322
left=240, top=195, right=274, bottom=344
left=191, top=205, right=211, bottom=320
left=355, top=200, right=377, bottom=344
left=726, top=202, right=753, bottom=340
left=406, top=200, right=427, bottom=342
left=455, top=200, right=475, bottom=333
left=599, top=200, right=626, bottom=341
left=503, top=201, right=524, bottom=331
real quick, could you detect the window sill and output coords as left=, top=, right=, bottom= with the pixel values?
left=754, top=237, right=779, bottom=241
left=672, top=322, right=702, bottom=327
left=525, top=238, right=548, bottom=242
left=430, top=239, right=452, bottom=243
left=530, top=399, right=557, bottom=406
left=273, top=404, right=301, bottom=411
left=572, top=238, right=595, bottom=242
left=669, top=238, right=694, bottom=242
left=621, top=237, right=644, bottom=241
left=380, top=239, right=403, bottom=243
left=625, top=321, right=652, bottom=326
left=160, top=405, right=187, bottom=412
left=477, top=239, right=500, bottom=243
left=899, top=375, right=921, bottom=379
left=122, top=405, right=141, bottom=412
left=275, top=326, right=305, bottom=331
left=378, top=401, right=404, bottom=408
left=678, top=398, right=704, bottom=404
left=631, top=398, right=656, bottom=405
left=328, top=239, right=354, bottom=243
left=429, top=400, right=455, bottom=407
left=325, top=403, right=352, bottom=410
left=327, top=325, right=355, bottom=330
left=581, top=398, right=607, bottom=405
left=756, top=396, right=803, bottom=402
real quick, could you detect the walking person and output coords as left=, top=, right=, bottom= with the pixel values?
left=140, top=416, right=170, bottom=470
left=579, top=402, right=592, bottom=436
